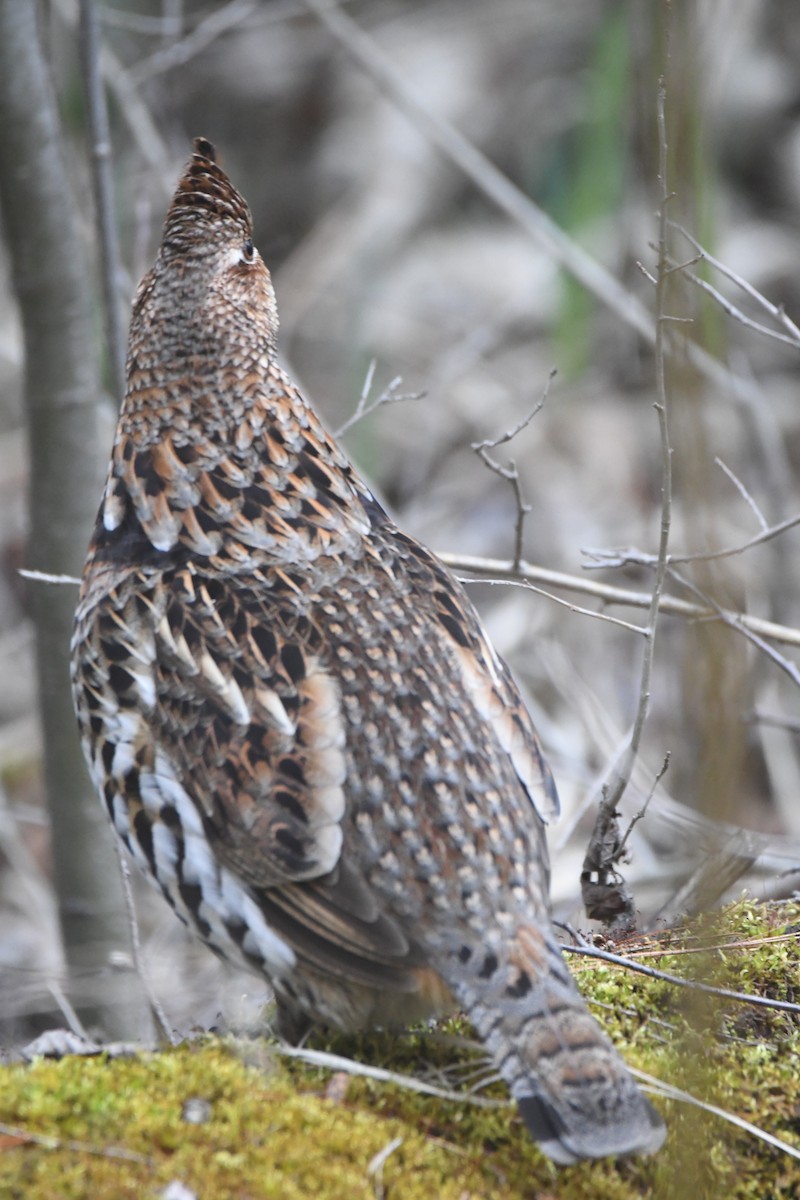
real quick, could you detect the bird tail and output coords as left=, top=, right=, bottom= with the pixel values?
left=449, top=921, right=666, bottom=1164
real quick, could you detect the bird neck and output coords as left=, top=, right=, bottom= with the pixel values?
left=97, top=356, right=370, bottom=565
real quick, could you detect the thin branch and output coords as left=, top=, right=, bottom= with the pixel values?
left=714, top=456, right=768, bottom=532
left=302, top=0, right=652, bottom=336
left=671, top=257, right=800, bottom=351
left=633, top=1070, right=800, bottom=1162
left=668, top=507, right=800, bottom=564
left=273, top=1044, right=506, bottom=1109
left=747, top=708, right=800, bottom=733
left=23, top=555, right=800, bottom=665
left=367, top=1136, right=403, bottom=1200
left=617, top=752, right=671, bottom=858
left=577, top=70, right=675, bottom=925
left=583, top=502, right=800, bottom=568
left=78, top=0, right=126, bottom=401
left=335, top=362, right=425, bottom=438
left=436, top=552, right=800, bottom=649
left=47, top=979, right=91, bottom=1040
left=113, top=841, right=177, bottom=1045
left=669, top=564, right=800, bottom=692
left=601, top=72, right=673, bottom=818
left=471, top=373, right=553, bottom=569
left=623, top=929, right=800, bottom=961
left=18, top=569, right=82, bottom=586
left=669, top=219, right=800, bottom=344
left=470, top=577, right=648, bottom=635
left=561, top=941, right=800, bottom=1014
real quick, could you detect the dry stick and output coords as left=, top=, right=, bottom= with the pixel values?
left=714, top=456, right=768, bottom=532
left=302, top=0, right=651, bottom=337
left=599, top=74, right=672, bottom=820
left=668, top=564, right=800, bottom=692
left=113, top=842, right=177, bottom=1045
left=561, top=941, right=800, bottom=1015
left=437, top=554, right=800, bottom=648
left=335, top=360, right=425, bottom=439
left=470, top=576, right=648, bottom=636
left=632, top=1070, right=800, bottom=1164
left=78, top=0, right=126, bottom=401
left=617, top=751, right=671, bottom=860
left=582, top=504, right=800, bottom=568
left=471, top=371, right=555, bottom=571
left=274, top=1044, right=506, bottom=1110
left=668, top=257, right=800, bottom=352
left=577, top=72, right=675, bottom=925
left=669, top=219, right=800, bottom=344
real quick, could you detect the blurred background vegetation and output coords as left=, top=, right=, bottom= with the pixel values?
left=2, top=0, right=800, bottom=1046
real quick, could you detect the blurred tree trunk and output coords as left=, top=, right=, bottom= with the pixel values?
left=0, top=0, right=149, bottom=1039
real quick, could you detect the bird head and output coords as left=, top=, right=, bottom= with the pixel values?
left=136, top=138, right=279, bottom=357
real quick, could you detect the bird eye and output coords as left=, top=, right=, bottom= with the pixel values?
left=241, top=238, right=255, bottom=263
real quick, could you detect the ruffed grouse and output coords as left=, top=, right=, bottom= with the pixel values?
left=71, top=139, right=665, bottom=1164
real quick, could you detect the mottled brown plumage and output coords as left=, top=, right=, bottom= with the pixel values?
left=71, top=139, right=665, bottom=1163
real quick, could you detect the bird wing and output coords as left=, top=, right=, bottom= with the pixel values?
left=76, top=554, right=427, bottom=990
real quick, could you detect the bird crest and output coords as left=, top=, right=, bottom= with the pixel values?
left=163, top=137, right=252, bottom=253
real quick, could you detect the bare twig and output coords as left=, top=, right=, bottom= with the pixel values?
left=335, top=360, right=425, bottom=438
left=471, top=577, right=648, bottom=636
left=273, top=1044, right=506, bottom=1109
left=436, top=552, right=800, bottom=649
left=47, top=979, right=91, bottom=1040
left=633, top=1070, right=800, bottom=1162
left=748, top=708, right=800, bottom=733
left=617, top=752, right=671, bottom=859
left=578, top=72, right=675, bottom=925
left=669, top=257, right=800, bottom=351
left=302, top=0, right=653, bottom=336
left=669, top=564, right=800, bottom=692
left=471, top=373, right=554, bottom=569
left=21, top=555, right=800, bottom=667
left=19, top=569, right=82, bottom=586
left=113, top=841, right=177, bottom=1045
left=600, top=73, right=673, bottom=817
left=583, top=502, right=800, bottom=567
left=669, top=219, right=800, bottom=345
left=78, top=0, right=126, bottom=401
left=561, top=940, right=800, bottom=1014
left=714, top=456, right=768, bottom=531
left=367, top=1136, right=403, bottom=1200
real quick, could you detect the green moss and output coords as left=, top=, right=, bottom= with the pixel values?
left=2, top=899, right=800, bottom=1198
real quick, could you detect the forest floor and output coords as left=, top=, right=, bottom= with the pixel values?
left=2, top=897, right=799, bottom=1200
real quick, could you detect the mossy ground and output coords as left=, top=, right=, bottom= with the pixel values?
left=2, top=898, right=799, bottom=1199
